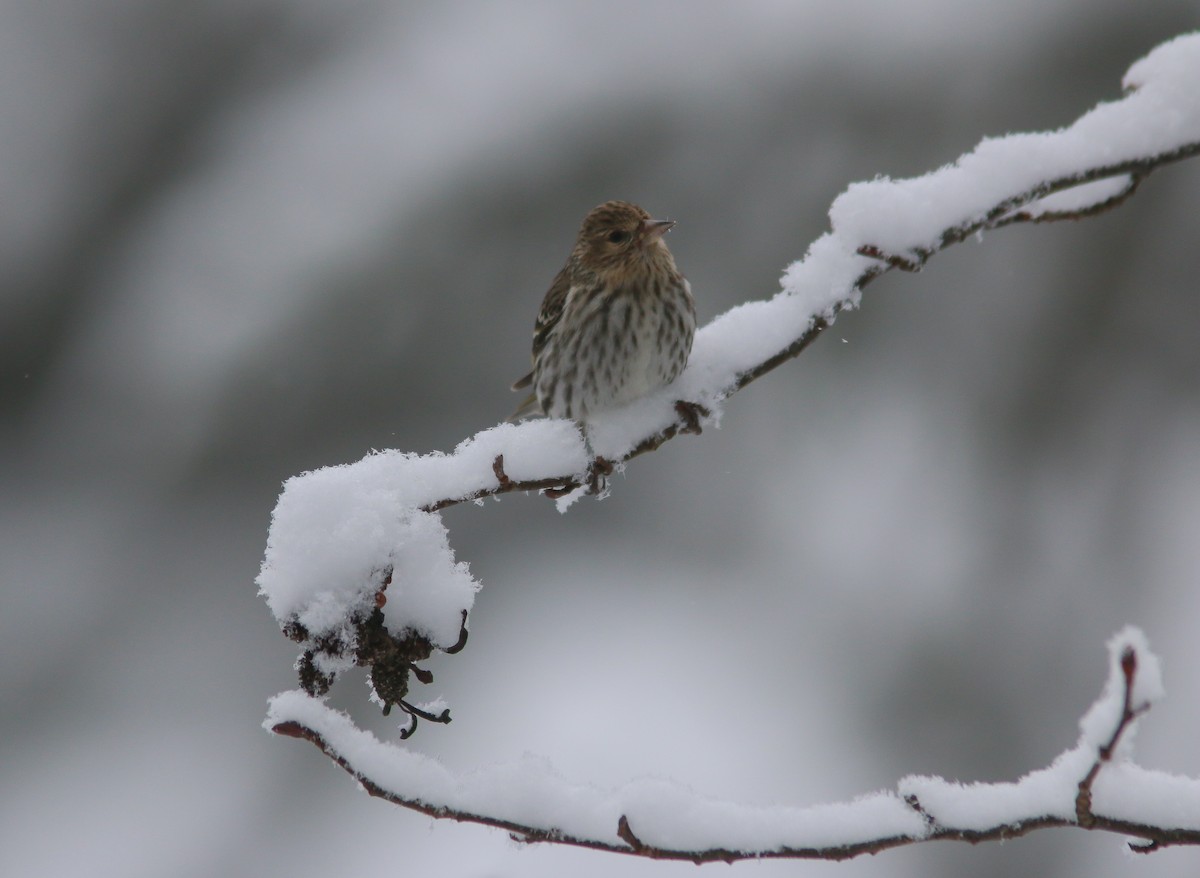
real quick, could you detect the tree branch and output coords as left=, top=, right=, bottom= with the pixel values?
left=260, top=35, right=1200, bottom=860
left=269, top=629, right=1200, bottom=862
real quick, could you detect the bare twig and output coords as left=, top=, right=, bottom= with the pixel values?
left=1075, top=646, right=1149, bottom=827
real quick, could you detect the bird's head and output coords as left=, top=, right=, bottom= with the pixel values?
left=574, top=200, right=676, bottom=275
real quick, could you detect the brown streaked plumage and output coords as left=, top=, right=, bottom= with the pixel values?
left=511, top=201, right=695, bottom=421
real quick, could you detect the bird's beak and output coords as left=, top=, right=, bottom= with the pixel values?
left=642, top=218, right=675, bottom=242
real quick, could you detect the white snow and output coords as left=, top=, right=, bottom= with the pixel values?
left=1092, top=763, right=1200, bottom=831
left=899, top=754, right=1088, bottom=832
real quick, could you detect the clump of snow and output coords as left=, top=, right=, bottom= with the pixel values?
left=617, top=782, right=924, bottom=853
left=258, top=419, right=592, bottom=647
left=259, top=458, right=475, bottom=649
left=1121, top=32, right=1200, bottom=144
left=447, top=420, right=589, bottom=488
left=1092, top=763, right=1200, bottom=831
left=899, top=748, right=1094, bottom=832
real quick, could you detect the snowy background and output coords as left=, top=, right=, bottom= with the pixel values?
left=3, top=2, right=1199, bottom=877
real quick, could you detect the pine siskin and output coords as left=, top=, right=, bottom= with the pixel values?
left=511, top=201, right=696, bottom=422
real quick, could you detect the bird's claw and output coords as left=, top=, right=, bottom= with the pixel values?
left=543, top=484, right=575, bottom=499
left=586, top=456, right=614, bottom=494
left=541, top=456, right=612, bottom=500
left=538, top=457, right=609, bottom=499
left=674, top=400, right=710, bottom=435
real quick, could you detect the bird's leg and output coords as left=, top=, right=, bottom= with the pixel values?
left=542, top=420, right=604, bottom=500
left=674, top=400, right=711, bottom=435
left=574, top=421, right=614, bottom=496
left=586, top=455, right=614, bottom=495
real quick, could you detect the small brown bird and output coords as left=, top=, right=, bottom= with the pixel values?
left=511, top=201, right=696, bottom=421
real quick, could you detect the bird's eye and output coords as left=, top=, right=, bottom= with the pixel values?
left=607, top=229, right=631, bottom=244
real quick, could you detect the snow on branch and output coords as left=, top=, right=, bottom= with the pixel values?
left=268, top=627, right=1200, bottom=861
left=259, top=31, right=1200, bottom=842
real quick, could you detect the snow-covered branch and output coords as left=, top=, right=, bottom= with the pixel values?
left=258, top=33, right=1200, bottom=858
left=268, top=627, right=1200, bottom=861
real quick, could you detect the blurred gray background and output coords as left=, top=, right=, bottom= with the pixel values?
left=3, top=1, right=1199, bottom=876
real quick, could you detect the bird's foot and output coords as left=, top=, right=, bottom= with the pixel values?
left=543, top=481, right=580, bottom=500
left=674, top=400, right=711, bottom=435
left=586, top=455, right=614, bottom=495
left=542, top=455, right=612, bottom=500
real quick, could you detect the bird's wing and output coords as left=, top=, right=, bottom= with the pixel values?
left=510, top=263, right=571, bottom=392
left=531, top=264, right=573, bottom=362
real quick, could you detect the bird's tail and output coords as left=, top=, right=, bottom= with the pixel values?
left=508, top=372, right=542, bottom=422
left=507, top=395, right=541, bottom=423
